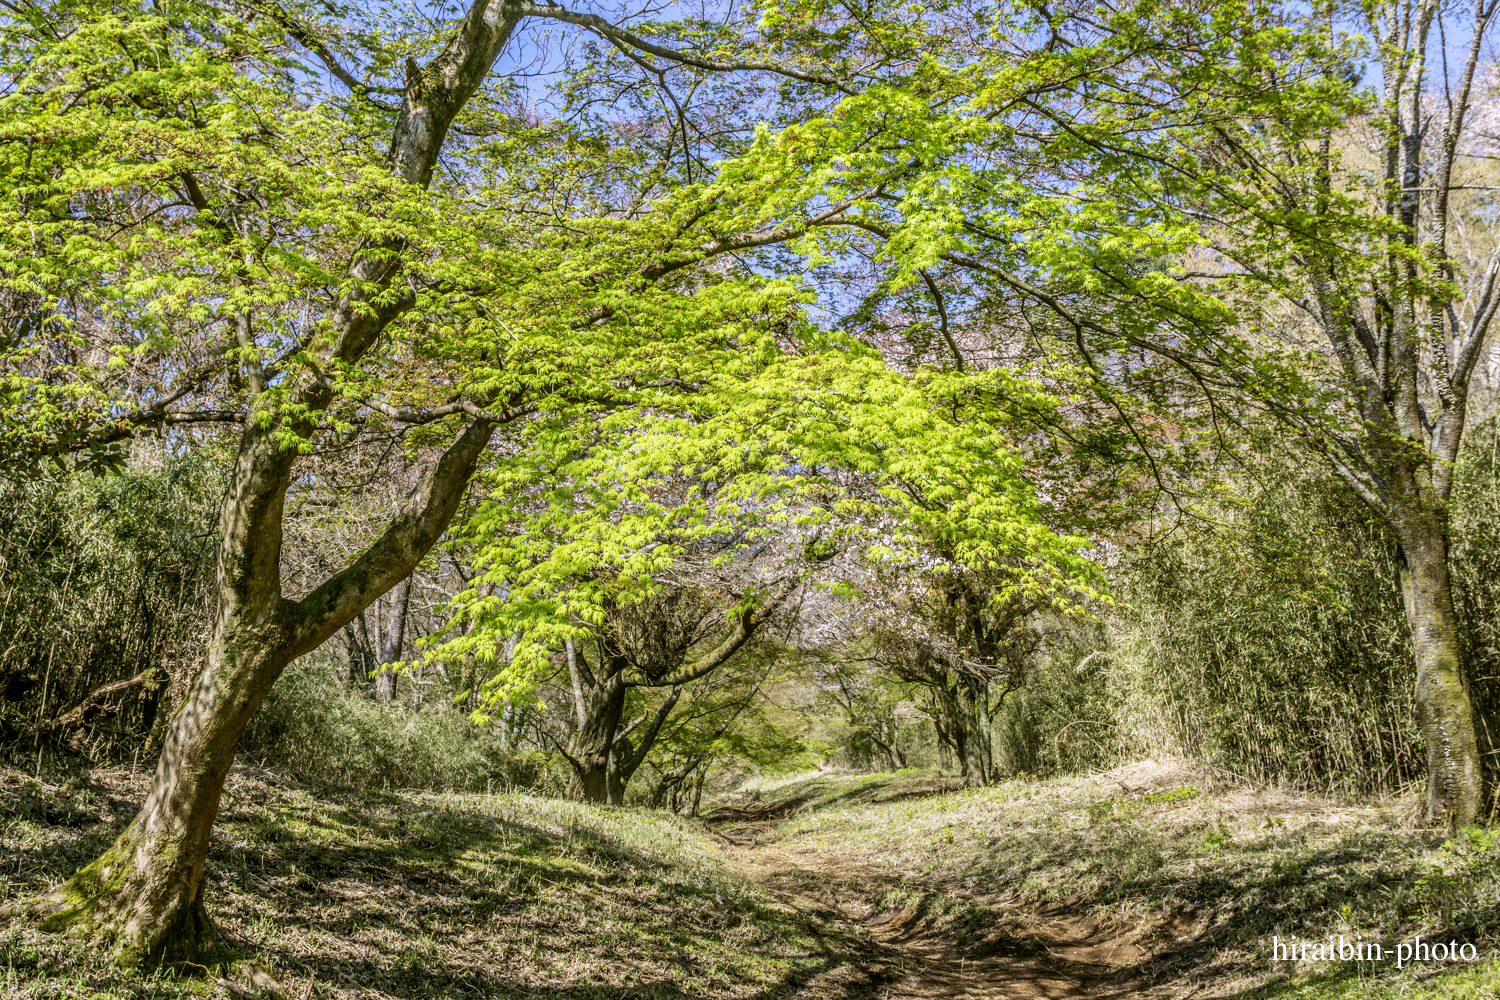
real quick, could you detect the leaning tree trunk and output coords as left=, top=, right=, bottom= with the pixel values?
left=41, top=412, right=496, bottom=965
left=1399, top=518, right=1482, bottom=828
left=31, top=0, right=535, bottom=958
left=41, top=618, right=296, bottom=965
left=885, top=719, right=906, bottom=770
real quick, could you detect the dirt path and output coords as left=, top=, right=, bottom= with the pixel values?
left=713, top=822, right=1169, bottom=1000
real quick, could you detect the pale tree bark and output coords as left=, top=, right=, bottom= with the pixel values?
left=565, top=637, right=587, bottom=731
left=934, top=0, right=1500, bottom=825
left=1399, top=514, right=1482, bottom=825
left=1300, top=0, right=1499, bottom=828
left=375, top=576, right=413, bottom=702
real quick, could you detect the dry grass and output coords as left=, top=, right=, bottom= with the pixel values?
left=9, top=757, right=1500, bottom=1000
left=0, top=756, right=880, bottom=1000
left=726, top=761, right=1500, bottom=999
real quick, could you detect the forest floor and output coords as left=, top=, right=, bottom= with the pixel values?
left=705, top=763, right=1500, bottom=999
left=3, top=757, right=1500, bottom=999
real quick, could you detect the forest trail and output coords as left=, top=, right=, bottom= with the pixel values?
left=712, top=815, right=1174, bottom=1000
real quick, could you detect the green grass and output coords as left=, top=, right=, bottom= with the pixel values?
left=1250, top=960, right=1500, bottom=998
left=704, top=768, right=961, bottom=821
left=726, top=763, right=1500, bottom=998
left=11, top=758, right=1500, bottom=999
left=1, top=760, right=877, bottom=1000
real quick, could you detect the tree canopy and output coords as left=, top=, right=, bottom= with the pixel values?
left=7, top=0, right=1500, bottom=969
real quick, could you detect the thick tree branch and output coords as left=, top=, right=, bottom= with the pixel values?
left=618, top=684, right=683, bottom=782
left=251, top=1, right=402, bottom=106
left=287, top=416, right=497, bottom=653
left=624, top=582, right=795, bottom=687
left=27, top=671, right=161, bottom=738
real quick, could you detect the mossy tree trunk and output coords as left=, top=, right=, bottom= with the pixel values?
left=41, top=0, right=529, bottom=961
left=570, top=668, right=627, bottom=804
left=1399, top=516, right=1482, bottom=827
left=44, top=415, right=497, bottom=964
left=41, top=624, right=293, bottom=966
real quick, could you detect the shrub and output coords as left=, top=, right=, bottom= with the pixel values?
left=1100, top=419, right=1500, bottom=795
left=0, top=448, right=219, bottom=756
left=242, top=656, right=561, bottom=794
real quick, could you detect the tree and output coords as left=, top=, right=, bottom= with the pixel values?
left=0, top=0, right=881, bottom=962
left=554, top=575, right=796, bottom=804
left=376, top=575, right=414, bottom=702
left=773, top=0, right=1500, bottom=824
left=434, top=410, right=811, bottom=803
left=644, top=662, right=807, bottom=816
left=3, top=0, right=1125, bottom=960
left=860, top=576, right=1040, bottom=785
left=999, top=0, right=1500, bottom=825
left=816, top=655, right=911, bottom=771
left=440, top=348, right=1098, bottom=790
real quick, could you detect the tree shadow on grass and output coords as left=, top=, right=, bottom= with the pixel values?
left=704, top=772, right=962, bottom=825
left=211, top=782, right=887, bottom=998
left=803, top=818, right=1491, bottom=999
left=3, top=765, right=887, bottom=998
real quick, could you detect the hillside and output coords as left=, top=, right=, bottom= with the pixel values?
left=5, top=759, right=1500, bottom=999
left=1, top=759, right=873, bottom=1000
left=711, top=764, right=1500, bottom=999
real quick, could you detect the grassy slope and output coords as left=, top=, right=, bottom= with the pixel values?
left=9, top=758, right=1500, bottom=999
left=708, top=770, right=962, bottom=820
left=723, top=763, right=1500, bottom=999
left=0, top=760, right=876, bottom=1000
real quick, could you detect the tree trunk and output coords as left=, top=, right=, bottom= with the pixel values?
left=886, top=720, right=905, bottom=770
left=608, top=684, right=681, bottom=804
left=605, top=737, right=630, bottom=805
left=938, top=689, right=978, bottom=786
left=973, top=688, right=995, bottom=785
left=868, top=719, right=904, bottom=771
left=375, top=575, right=412, bottom=703
left=1400, top=521, right=1482, bottom=828
left=689, top=770, right=705, bottom=817
left=570, top=673, right=626, bottom=804
left=43, top=414, right=495, bottom=965
left=565, top=638, right=587, bottom=731
left=41, top=605, right=297, bottom=965
left=342, top=613, right=374, bottom=689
